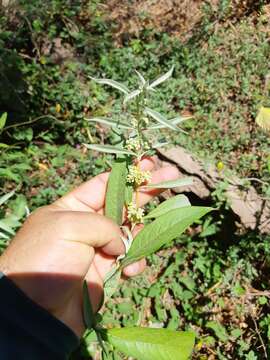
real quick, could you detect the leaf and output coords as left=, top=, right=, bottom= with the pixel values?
left=0, top=191, right=15, bottom=206
left=122, top=206, right=212, bottom=267
left=105, top=327, right=195, bottom=360
left=135, top=70, right=146, bottom=87
left=0, top=112, right=7, bottom=130
left=148, top=66, right=175, bottom=90
left=0, top=220, right=15, bottom=235
left=256, top=106, right=270, bottom=131
left=90, top=77, right=130, bottom=94
left=152, top=142, right=169, bottom=149
left=206, top=321, right=229, bottom=342
left=83, top=280, right=95, bottom=330
left=104, top=268, right=122, bottom=301
left=142, top=177, right=193, bottom=189
left=86, top=117, right=132, bottom=130
left=105, top=159, right=127, bottom=225
left=144, top=195, right=191, bottom=219
left=124, top=89, right=142, bottom=105
left=149, top=116, right=192, bottom=130
left=84, top=144, right=135, bottom=156
left=145, top=108, right=179, bottom=131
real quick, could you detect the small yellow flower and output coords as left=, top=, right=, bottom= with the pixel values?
left=40, top=56, right=46, bottom=65
left=55, top=103, right=61, bottom=113
left=127, top=202, right=144, bottom=223
left=127, top=165, right=151, bottom=186
left=216, top=161, right=224, bottom=172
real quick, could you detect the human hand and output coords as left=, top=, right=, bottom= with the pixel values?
left=0, top=157, right=179, bottom=337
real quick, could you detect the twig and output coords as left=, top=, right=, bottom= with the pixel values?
left=2, top=115, right=58, bottom=132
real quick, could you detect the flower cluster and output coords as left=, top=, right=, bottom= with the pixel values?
left=127, top=165, right=151, bottom=187
left=125, top=138, right=141, bottom=152
left=127, top=202, right=144, bottom=223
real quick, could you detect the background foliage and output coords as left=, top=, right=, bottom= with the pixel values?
left=1, top=1, right=270, bottom=358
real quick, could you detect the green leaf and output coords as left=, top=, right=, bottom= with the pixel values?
left=206, top=321, right=229, bottom=342
left=135, top=70, right=146, bottom=87
left=104, top=269, right=122, bottom=301
left=0, top=191, right=15, bottom=206
left=105, top=159, right=127, bottom=225
left=149, top=116, right=192, bottom=130
left=0, top=220, right=15, bottom=235
left=90, top=77, right=130, bottom=94
left=142, top=177, right=193, bottom=189
left=0, top=112, right=7, bottom=130
left=122, top=206, right=212, bottom=267
left=83, top=280, right=95, bottom=330
left=145, top=108, right=180, bottom=131
left=86, top=117, right=132, bottom=129
left=144, top=195, right=191, bottom=219
left=84, top=144, right=135, bottom=156
left=124, top=89, right=142, bottom=104
left=148, top=66, right=174, bottom=90
left=105, top=327, right=195, bottom=360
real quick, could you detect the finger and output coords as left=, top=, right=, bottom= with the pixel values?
left=122, top=258, right=146, bottom=277
left=47, top=208, right=125, bottom=255
left=92, top=251, right=116, bottom=280
left=137, top=165, right=180, bottom=207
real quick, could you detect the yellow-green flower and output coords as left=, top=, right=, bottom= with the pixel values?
left=127, top=202, right=144, bottom=223
left=127, top=165, right=151, bottom=186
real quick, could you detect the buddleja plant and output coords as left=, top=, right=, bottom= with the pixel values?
left=82, top=67, right=212, bottom=360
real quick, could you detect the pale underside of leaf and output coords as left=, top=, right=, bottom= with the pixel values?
left=135, top=70, right=146, bottom=87
left=124, top=89, right=142, bottom=105
left=144, top=195, right=191, bottom=219
left=122, top=206, right=213, bottom=267
left=141, top=177, right=193, bottom=189
left=149, top=116, right=192, bottom=130
left=86, top=117, right=132, bottom=129
left=90, top=77, right=130, bottom=94
left=84, top=144, right=135, bottom=156
left=147, top=65, right=175, bottom=90
left=145, top=108, right=179, bottom=131
left=106, top=327, right=195, bottom=360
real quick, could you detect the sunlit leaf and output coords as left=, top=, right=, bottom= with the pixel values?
left=84, top=144, right=135, bottom=156
left=142, top=177, right=193, bottom=189
left=90, top=77, right=130, bottom=94
left=149, top=116, right=192, bottom=130
left=145, top=108, right=179, bottom=131
left=104, top=268, right=121, bottom=301
left=0, top=191, right=15, bottom=206
left=152, top=142, right=169, bottom=149
left=148, top=66, right=174, bottom=90
left=105, top=327, right=195, bottom=360
left=144, top=195, right=191, bottom=219
left=0, top=112, right=7, bottom=130
left=255, top=106, right=270, bottom=131
left=86, top=117, right=132, bottom=129
left=0, top=220, right=15, bottom=235
left=122, top=206, right=213, bottom=267
left=105, top=159, right=127, bottom=225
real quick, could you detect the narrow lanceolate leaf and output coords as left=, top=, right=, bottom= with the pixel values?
left=0, top=112, right=7, bottom=130
left=105, top=327, right=195, bottom=360
left=90, top=77, right=130, bottom=94
left=0, top=220, right=15, bottom=235
left=144, top=195, right=191, bottom=219
left=122, top=206, right=212, bottom=267
left=152, top=142, right=169, bottom=149
left=256, top=106, right=270, bottom=131
left=135, top=70, right=146, bottom=87
left=123, top=89, right=141, bottom=104
left=83, top=280, right=95, bottom=330
left=84, top=144, right=135, bottom=156
left=149, top=116, right=193, bottom=130
left=105, top=159, right=127, bottom=225
left=142, top=177, right=193, bottom=189
left=0, top=191, right=15, bottom=206
left=145, top=108, right=179, bottom=131
left=86, top=117, right=132, bottom=130
left=147, top=65, right=174, bottom=90
left=104, top=268, right=121, bottom=301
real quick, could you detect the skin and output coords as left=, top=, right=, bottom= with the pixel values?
left=0, top=157, right=179, bottom=337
